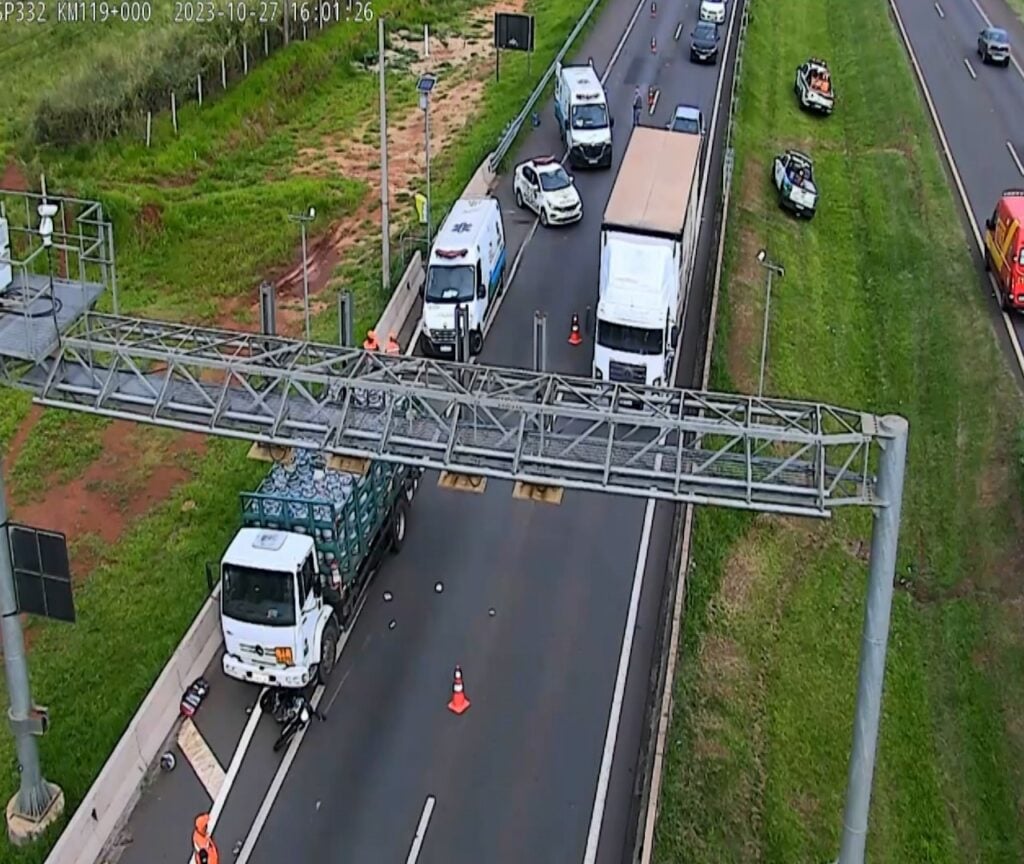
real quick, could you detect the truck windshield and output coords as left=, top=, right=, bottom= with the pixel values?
left=597, top=321, right=664, bottom=355
left=571, top=104, right=609, bottom=130
left=425, top=264, right=475, bottom=303
left=222, top=564, right=296, bottom=627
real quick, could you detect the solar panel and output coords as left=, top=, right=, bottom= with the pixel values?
left=6, top=524, right=75, bottom=623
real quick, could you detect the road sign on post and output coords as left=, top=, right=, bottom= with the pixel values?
left=494, top=12, right=535, bottom=81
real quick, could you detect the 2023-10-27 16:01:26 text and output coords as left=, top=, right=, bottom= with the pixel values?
left=173, top=0, right=374, bottom=24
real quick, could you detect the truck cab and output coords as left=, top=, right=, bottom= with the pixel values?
left=219, top=450, right=418, bottom=689
left=221, top=528, right=336, bottom=689
left=419, top=197, right=506, bottom=357
left=984, top=189, right=1024, bottom=312
left=554, top=61, right=614, bottom=169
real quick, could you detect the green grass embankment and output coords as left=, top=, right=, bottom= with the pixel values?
left=0, top=0, right=607, bottom=859
left=653, top=0, right=1024, bottom=861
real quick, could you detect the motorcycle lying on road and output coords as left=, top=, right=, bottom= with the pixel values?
left=260, top=687, right=325, bottom=752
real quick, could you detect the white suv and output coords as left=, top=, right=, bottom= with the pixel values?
left=699, top=0, right=725, bottom=23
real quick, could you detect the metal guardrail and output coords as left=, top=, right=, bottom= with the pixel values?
left=488, top=0, right=607, bottom=172
left=722, top=6, right=751, bottom=189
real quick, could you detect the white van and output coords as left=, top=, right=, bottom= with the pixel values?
left=554, top=61, right=614, bottom=169
left=418, top=196, right=506, bottom=357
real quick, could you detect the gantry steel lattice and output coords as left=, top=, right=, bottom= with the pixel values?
left=0, top=311, right=888, bottom=516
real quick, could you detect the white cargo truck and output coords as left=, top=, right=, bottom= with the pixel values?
left=593, top=127, right=701, bottom=386
left=554, top=61, right=614, bottom=169
left=418, top=196, right=506, bottom=357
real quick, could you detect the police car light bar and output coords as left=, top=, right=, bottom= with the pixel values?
left=1003, top=189, right=1024, bottom=198
left=436, top=248, right=469, bottom=259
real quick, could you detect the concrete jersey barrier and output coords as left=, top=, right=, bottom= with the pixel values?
left=46, top=153, right=495, bottom=862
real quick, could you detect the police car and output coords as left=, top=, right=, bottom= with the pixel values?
left=513, top=156, right=583, bottom=226
left=699, top=0, right=725, bottom=24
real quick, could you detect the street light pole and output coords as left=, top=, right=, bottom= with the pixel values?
left=417, top=73, right=437, bottom=252
left=755, top=249, right=784, bottom=398
left=287, top=208, right=316, bottom=341
left=378, top=16, right=391, bottom=297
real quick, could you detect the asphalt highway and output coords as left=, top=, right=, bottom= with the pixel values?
left=109, top=0, right=743, bottom=861
left=893, top=0, right=1024, bottom=374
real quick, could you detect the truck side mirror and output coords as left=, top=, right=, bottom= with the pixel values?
left=671, top=325, right=680, bottom=346
left=477, top=282, right=487, bottom=299
left=312, top=575, right=323, bottom=597
left=610, top=117, right=616, bottom=128
left=205, top=561, right=216, bottom=593
left=986, top=216, right=996, bottom=231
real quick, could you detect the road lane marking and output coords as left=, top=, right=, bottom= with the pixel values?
left=965, top=0, right=1024, bottom=82
left=1007, top=141, right=1024, bottom=175
left=582, top=0, right=741, bottom=859
left=183, top=692, right=265, bottom=863
left=934, top=1, right=944, bottom=17
left=408, top=0, right=648, bottom=358
left=674, top=21, right=682, bottom=40
left=963, top=57, right=977, bottom=79
left=649, top=88, right=660, bottom=114
left=231, top=587, right=371, bottom=864
left=889, top=0, right=1024, bottom=380
left=405, top=795, right=437, bottom=864
left=176, top=718, right=226, bottom=801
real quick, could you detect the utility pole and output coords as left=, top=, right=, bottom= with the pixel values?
left=287, top=208, right=316, bottom=341
left=755, top=249, right=784, bottom=398
left=837, top=414, right=909, bottom=864
left=379, top=16, right=391, bottom=297
left=0, top=461, right=64, bottom=844
left=417, top=73, right=437, bottom=251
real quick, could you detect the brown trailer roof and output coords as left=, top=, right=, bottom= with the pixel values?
left=602, top=126, right=701, bottom=237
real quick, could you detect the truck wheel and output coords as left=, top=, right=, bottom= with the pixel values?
left=1001, top=289, right=1013, bottom=312
left=389, top=499, right=409, bottom=554
left=984, top=247, right=992, bottom=271
left=470, top=328, right=484, bottom=355
left=316, top=619, right=339, bottom=685
left=403, top=472, right=419, bottom=503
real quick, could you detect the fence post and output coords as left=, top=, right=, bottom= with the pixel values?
left=264, top=28, right=269, bottom=56
left=221, top=56, right=227, bottom=89
left=243, top=42, right=249, bottom=74
left=171, top=92, right=178, bottom=135
left=146, top=111, right=152, bottom=147
left=197, top=74, right=203, bottom=106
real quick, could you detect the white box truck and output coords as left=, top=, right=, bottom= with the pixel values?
left=593, top=127, right=702, bottom=386
left=554, top=61, right=614, bottom=169
left=418, top=196, right=506, bottom=357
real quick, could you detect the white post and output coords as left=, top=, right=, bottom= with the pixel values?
left=171, top=92, right=178, bottom=134
left=146, top=111, right=152, bottom=147
left=243, top=42, right=249, bottom=74
left=197, top=74, right=203, bottom=106
left=221, top=56, right=227, bottom=89
left=424, top=23, right=429, bottom=56
left=379, top=17, right=391, bottom=296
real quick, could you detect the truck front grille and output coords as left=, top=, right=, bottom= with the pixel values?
left=429, top=328, right=456, bottom=343
left=608, top=360, right=648, bottom=384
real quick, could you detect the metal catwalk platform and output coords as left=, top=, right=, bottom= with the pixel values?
left=0, top=189, right=889, bottom=515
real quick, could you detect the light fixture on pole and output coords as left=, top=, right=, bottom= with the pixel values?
left=287, top=207, right=316, bottom=341
left=755, top=248, right=785, bottom=398
left=417, top=72, right=437, bottom=251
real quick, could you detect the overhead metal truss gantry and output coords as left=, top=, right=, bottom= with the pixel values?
left=0, top=312, right=887, bottom=518
left=0, top=187, right=906, bottom=864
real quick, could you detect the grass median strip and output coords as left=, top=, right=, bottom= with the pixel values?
left=654, top=0, right=1024, bottom=861
left=0, top=0, right=607, bottom=858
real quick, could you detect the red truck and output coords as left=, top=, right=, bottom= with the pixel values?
left=984, top=189, right=1024, bottom=311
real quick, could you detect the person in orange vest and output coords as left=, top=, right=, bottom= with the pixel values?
left=384, top=332, right=400, bottom=354
left=192, top=813, right=219, bottom=864
left=363, top=329, right=379, bottom=351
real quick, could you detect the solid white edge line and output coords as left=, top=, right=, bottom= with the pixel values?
left=966, top=0, right=1024, bottom=81
left=582, top=496, right=656, bottom=864
left=1008, top=140, right=1024, bottom=175
left=963, top=57, right=977, bottom=79
left=405, top=795, right=437, bottom=864
left=583, top=0, right=741, bottom=858
left=232, top=591, right=367, bottom=864
left=934, top=1, right=944, bottom=18
left=181, top=692, right=264, bottom=862
left=889, top=0, right=1024, bottom=386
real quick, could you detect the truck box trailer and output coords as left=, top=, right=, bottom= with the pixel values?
left=593, top=126, right=702, bottom=387
left=219, top=449, right=420, bottom=689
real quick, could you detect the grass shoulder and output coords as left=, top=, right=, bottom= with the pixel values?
left=654, top=0, right=1024, bottom=861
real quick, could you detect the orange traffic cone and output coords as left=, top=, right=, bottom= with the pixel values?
left=568, top=313, right=583, bottom=346
left=448, top=665, right=471, bottom=715
left=650, top=35, right=657, bottom=53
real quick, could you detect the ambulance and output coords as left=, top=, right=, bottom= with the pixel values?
left=554, top=61, right=614, bottom=169
left=984, top=189, right=1024, bottom=312
left=418, top=196, right=506, bottom=357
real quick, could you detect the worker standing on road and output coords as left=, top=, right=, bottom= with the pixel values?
left=632, top=86, right=642, bottom=126
left=385, top=332, right=400, bottom=355
left=363, top=329, right=379, bottom=351
left=192, top=813, right=219, bottom=864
